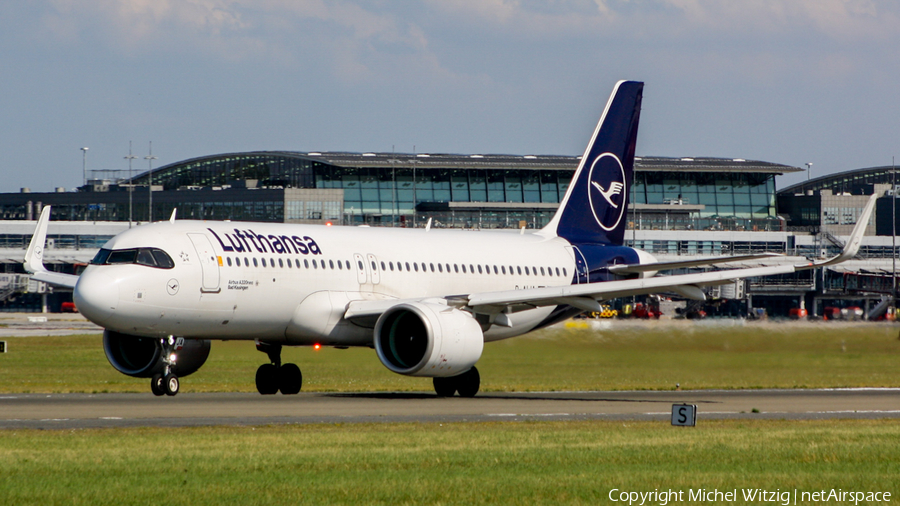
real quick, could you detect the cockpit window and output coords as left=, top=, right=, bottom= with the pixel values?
left=107, top=249, right=137, bottom=264
left=91, top=249, right=111, bottom=265
left=91, top=248, right=175, bottom=269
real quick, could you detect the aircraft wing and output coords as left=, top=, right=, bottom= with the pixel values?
left=345, top=194, right=877, bottom=322
left=607, top=252, right=782, bottom=274
left=23, top=206, right=80, bottom=289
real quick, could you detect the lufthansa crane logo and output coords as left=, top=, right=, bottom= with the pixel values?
left=587, top=152, right=627, bottom=231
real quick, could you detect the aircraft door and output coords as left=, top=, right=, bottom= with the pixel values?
left=366, top=254, right=381, bottom=285
left=188, top=233, right=221, bottom=293
left=353, top=253, right=368, bottom=284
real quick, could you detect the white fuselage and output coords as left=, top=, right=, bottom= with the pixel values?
left=74, top=221, right=578, bottom=346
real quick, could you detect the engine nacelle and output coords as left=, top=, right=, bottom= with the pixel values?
left=103, top=330, right=211, bottom=378
left=374, top=302, right=484, bottom=378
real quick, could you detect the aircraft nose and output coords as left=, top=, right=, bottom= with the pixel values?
left=73, top=269, right=120, bottom=324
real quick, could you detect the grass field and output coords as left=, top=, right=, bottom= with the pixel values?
left=1, top=419, right=898, bottom=505
left=1, top=320, right=899, bottom=393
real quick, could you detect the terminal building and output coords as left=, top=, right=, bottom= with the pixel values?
left=0, top=151, right=897, bottom=317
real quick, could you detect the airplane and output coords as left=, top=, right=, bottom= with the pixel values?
left=24, top=80, right=877, bottom=397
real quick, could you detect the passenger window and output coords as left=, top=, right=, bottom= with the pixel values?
left=563, top=267, right=567, bottom=276
left=358, top=260, right=364, bottom=270
left=517, top=266, right=522, bottom=275
left=261, top=258, right=267, bottom=267
left=540, top=267, right=545, bottom=275
left=438, top=264, right=443, bottom=273
left=477, top=265, right=483, bottom=274
left=389, top=262, right=394, bottom=271
left=445, top=264, right=450, bottom=272
left=556, top=267, right=560, bottom=276
left=469, top=264, right=474, bottom=273
left=414, top=263, right=419, bottom=272
left=493, top=265, right=498, bottom=274
left=454, top=264, right=459, bottom=273
left=501, top=266, right=506, bottom=274
left=525, top=266, right=530, bottom=275
left=278, top=259, right=283, bottom=268
left=253, top=258, right=258, bottom=267
left=406, top=262, right=411, bottom=271
left=329, top=260, right=335, bottom=269
left=461, top=264, right=467, bottom=273
left=244, top=258, right=249, bottom=267
left=227, top=257, right=232, bottom=267
left=345, top=260, right=351, bottom=270
left=371, top=261, right=377, bottom=271
left=381, top=261, right=386, bottom=271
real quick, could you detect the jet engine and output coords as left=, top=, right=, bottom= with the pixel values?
left=103, top=330, right=210, bottom=378
left=374, top=302, right=483, bottom=377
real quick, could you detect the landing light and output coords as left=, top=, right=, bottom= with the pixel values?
left=169, top=353, right=177, bottom=362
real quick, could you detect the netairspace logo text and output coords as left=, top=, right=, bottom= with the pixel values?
left=608, top=488, right=891, bottom=505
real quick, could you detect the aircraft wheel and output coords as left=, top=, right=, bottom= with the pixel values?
left=150, top=374, right=165, bottom=396
left=433, top=377, right=457, bottom=397
left=278, top=363, right=303, bottom=395
left=163, top=374, right=180, bottom=396
left=256, top=363, right=279, bottom=395
left=455, top=366, right=480, bottom=398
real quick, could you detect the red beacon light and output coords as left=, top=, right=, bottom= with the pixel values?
left=313, top=343, right=321, bottom=351
left=325, top=221, right=333, bottom=227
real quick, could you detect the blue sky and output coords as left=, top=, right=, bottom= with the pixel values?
left=2, top=0, right=899, bottom=192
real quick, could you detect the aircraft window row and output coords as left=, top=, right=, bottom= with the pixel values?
left=222, top=255, right=566, bottom=278
left=91, top=248, right=175, bottom=269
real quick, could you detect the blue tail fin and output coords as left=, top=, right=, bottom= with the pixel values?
left=542, top=80, right=643, bottom=245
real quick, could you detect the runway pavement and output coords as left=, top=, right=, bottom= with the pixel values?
left=1, top=389, right=898, bottom=429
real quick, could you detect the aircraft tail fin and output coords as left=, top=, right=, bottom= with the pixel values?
left=540, top=80, right=643, bottom=245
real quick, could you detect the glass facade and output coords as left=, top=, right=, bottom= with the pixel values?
left=2, top=152, right=788, bottom=229
left=313, top=165, right=568, bottom=226
left=631, top=172, right=776, bottom=219
left=132, top=152, right=316, bottom=190
left=779, top=165, right=900, bottom=196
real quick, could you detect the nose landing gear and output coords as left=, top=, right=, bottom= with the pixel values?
left=150, top=337, right=182, bottom=396
left=255, top=342, right=303, bottom=395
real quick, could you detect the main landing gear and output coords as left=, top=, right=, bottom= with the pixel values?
left=433, top=366, right=480, bottom=398
left=255, top=342, right=302, bottom=395
left=151, top=337, right=182, bottom=397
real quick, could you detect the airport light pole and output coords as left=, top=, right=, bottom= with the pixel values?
left=80, top=147, right=89, bottom=187
left=145, top=141, right=157, bottom=222
left=124, top=142, right=137, bottom=228
left=806, top=162, right=813, bottom=183
left=893, top=157, right=896, bottom=313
